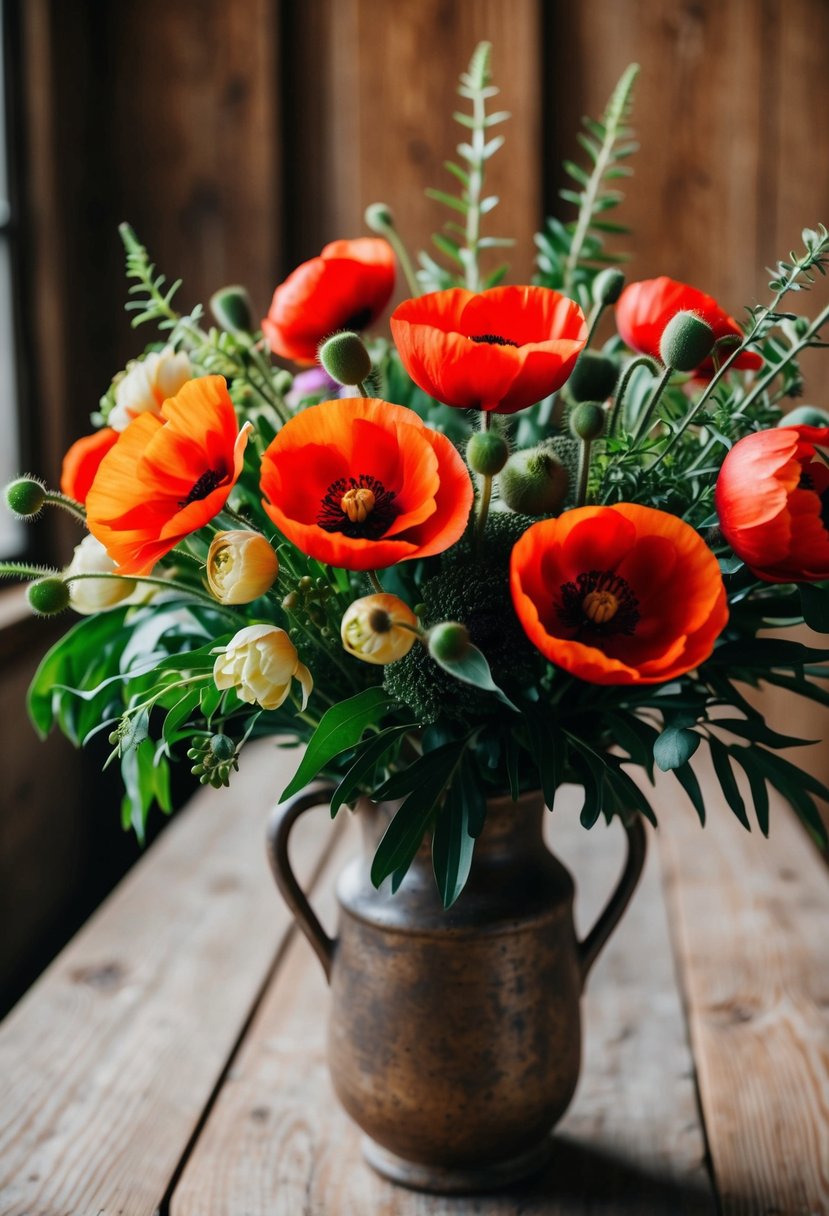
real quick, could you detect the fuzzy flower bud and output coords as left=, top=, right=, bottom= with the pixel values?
left=27, top=576, right=70, bottom=616
left=318, top=331, right=372, bottom=387
left=499, top=448, right=569, bottom=516
left=364, top=202, right=395, bottom=234
left=206, top=530, right=279, bottom=605
left=592, top=268, right=626, bottom=307
left=467, top=431, right=509, bottom=476
left=213, top=624, right=313, bottom=711
left=5, top=476, right=46, bottom=518
left=569, top=401, right=606, bottom=442
left=659, top=311, right=715, bottom=372
left=428, top=621, right=471, bottom=663
left=567, top=351, right=618, bottom=403
left=210, top=285, right=254, bottom=334
left=64, top=533, right=137, bottom=614
left=341, top=593, right=419, bottom=665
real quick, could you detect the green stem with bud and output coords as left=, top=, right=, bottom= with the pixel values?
left=44, top=491, right=87, bottom=523
left=608, top=355, right=661, bottom=437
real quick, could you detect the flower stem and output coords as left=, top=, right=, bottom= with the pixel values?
left=368, top=570, right=384, bottom=594
left=632, top=364, right=674, bottom=445
left=43, top=491, right=86, bottom=523
left=473, top=412, right=493, bottom=549
left=380, top=222, right=421, bottom=298
left=608, top=355, right=661, bottom=438
left=575, top=438, right=593, bottom=507
left=357, top=381, right=370, bottom=398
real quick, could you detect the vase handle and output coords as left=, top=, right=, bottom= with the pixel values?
left=267, top=784, right=338, bottom=983
left=577, top=815, right=647, bottom=988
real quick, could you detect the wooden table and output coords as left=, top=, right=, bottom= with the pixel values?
left=1, top=740, right=828, bottom=1215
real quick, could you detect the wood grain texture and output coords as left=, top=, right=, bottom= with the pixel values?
left=658, top=764, right=829, bottom=1215
left=0, top=741, right=337, bottom=1216
left=172, top=787, right=713, bottom=1214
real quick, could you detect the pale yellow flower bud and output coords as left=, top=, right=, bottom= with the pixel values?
left=213, top=624, right=312, bottom=711
left=108, top=346, right=192, bottom=431
left=64, top=533, right=137, bottom=614
left=206, top=530, right=279, bottom=604
left=341, top=594, right=419, bottom=665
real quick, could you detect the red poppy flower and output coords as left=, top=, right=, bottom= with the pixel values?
left=715, top=425, right=829, bottom=582
left=261, top=238, right=396, bottom=364
left=389, top=285, right=587, bottom=414
left=615, top=276, right=762, bottom=375
left=60, top=428, right=118, bottom=504
left=260, top=397, right=472, bottom=571
left=510, top=503, right=727, bottom=685
left=86, top=375, right=251, bottom=576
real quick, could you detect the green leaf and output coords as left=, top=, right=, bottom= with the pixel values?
left=370, top=741, right=466, bottom=887
left=800, top=583, right=829, bottom=632
left=672, top=760, right=706, bottom=825
left=432, top=778, right=476, bottom=908
left=654, top=725, right=700, bottom=772
left=707, top=638, right=829, bottom=668
left=605, top=712, right=659, bottom=780
left=281, top=687, right=395, bottom=800
left=430, top=642, right=518, bottom=711
left=522, top=711, right=562, bottom=809
left=329, top=724, right=413, bottom=817
left=729, top=749, right=770, bottom=835
left=425, top=188, right=469, bottom=215
left=709, top=737, right=750, bottom=829
left=712, top=717, right=815, bottom=749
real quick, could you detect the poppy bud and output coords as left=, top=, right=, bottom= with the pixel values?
left=206, top=531, right=279, bottom=604
left=210, top=285, right=254, bottom=334
left=5, top=476, right=46, bottom=518
left=341, top=593, right=419, bottom=665
left=659, top=310, right=715, bottom=372
left=499, top=448, right=569, bottom=516
left=467, top=431, right=509, bottom=476
left=567, top=351, right=619, bottom=403
left=779, top=406, right=829, bottom=427
left=428, top=621, right=471, bottom=663
left=364, top=202, right=395, bottom=234
left=27, top=576, right=70, bottom=616
left=592, top=268, right=626, bottom=307
left=318, top=331, right=373, bottom=387
left=569, top=401, right=607, bottom=442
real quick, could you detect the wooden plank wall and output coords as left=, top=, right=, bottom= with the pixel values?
left=4, top=0, right=829, bottom=998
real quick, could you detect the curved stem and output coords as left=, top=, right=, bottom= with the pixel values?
left=380, top=223, right=421, bottom=298
left=632, top=364, right=674, bottom=445
left=473, top=412, right=493, bottom=549
left=608, top=355, right=661, bottom=437
left=575, top=438, right=593, bottom=508
left=43, top=491, right=86, bottom=523
left=368, top=570, right=384, bottom=594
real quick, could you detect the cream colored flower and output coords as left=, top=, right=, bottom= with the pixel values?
left=341, top=594, right=419, bottom=665
left=64, top=533, right=137, bottom=614
left=213, top=624, right=312, bottom=711
left=206, top=531, right=279, bottom=604
left=108, top=346, right=192, bottom=432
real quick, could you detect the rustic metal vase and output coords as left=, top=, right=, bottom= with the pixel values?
left=268, top=784, right=647, bottom=1194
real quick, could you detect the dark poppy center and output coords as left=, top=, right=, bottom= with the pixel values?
left=178, top=468, right=223, bottom=508
left=799, top=459, right=829, bottom=533
left=556, top=570, right=640, bottom=638
left=469, top=333, right=520, bottom=348
left=344, top=307, right=373, bottom=331
left=317, top=473, right=398, bottom=540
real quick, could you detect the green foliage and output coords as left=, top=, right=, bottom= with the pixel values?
left=535, top=64, right=639, bottom=307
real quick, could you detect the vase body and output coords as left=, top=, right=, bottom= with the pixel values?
left=268, top=784, right=646, bottom=1194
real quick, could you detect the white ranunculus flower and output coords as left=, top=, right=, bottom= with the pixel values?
left=206, top=531, right=279, bottom=604
left=213, top=624, right=313, bottom=711
left=64, top=533, right=137, bottom=615
left=340, top=594, right=419, bottom=665
left=108, top=346, right=193, bottom=432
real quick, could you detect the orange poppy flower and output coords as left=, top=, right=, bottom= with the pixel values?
left=60, top=428, right=118, bottom=504
left=86, top=376, right=251, bottom=576
left=510, top=504, right=727, bottom=685
left=261, top=238, right=396, bottom=364
left=389, top=285, right=587, bottom=414
left=715, top=425, right=829, bottom=582
left=260, top=397, right=473, bottom=570
left=615, top=277, right=762, bottom=376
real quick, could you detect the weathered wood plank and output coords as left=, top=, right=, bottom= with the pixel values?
left=658, top=764, right=829, bottom=1215
left=172, top=788, right=713, bottom=1213
left=0, top=740, right=335, bottom=1216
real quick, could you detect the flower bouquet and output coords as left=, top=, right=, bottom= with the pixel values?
left=4, top=44, right=829, bottom=1189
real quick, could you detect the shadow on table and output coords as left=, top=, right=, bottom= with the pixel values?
left=510, top=1134, right=715, bottom=1214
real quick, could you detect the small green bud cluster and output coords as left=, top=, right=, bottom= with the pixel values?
left=187, top=734, right=240, bottom=789
left=5, top=477, right=47, bottom=519
left=282, top=574, right=335, bottom=638
left=318, top=331, right=372, bottom=386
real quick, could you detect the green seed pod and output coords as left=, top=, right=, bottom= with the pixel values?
left=5, top=477, right=46, bottom=518
left=659, top=310, right=715, bottom=372
left=318, top=331, right=373, bottom=386
left=567, top=351, right=619, bottom=403
left=364, top=202, right=394, bottom=233
left=428, top=621, right=471, bottom=663
left=209, top=734, right=236, bottom=761
left=569, top=401, right=607, bottom=442
left=499, top=448, right=569, bottom=516
left=281, top=591, right=299, bottom=611
left=27, top=576, right=70, bottom=616
left=467, top=431, right=509, bottom=476
left=299, top=576, right=313, bottom=592
left=779, top=405, right=829, bottom=428
left=209, top=285, right=254, bottom=334
left=592, top=268, right=626, bottom=307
